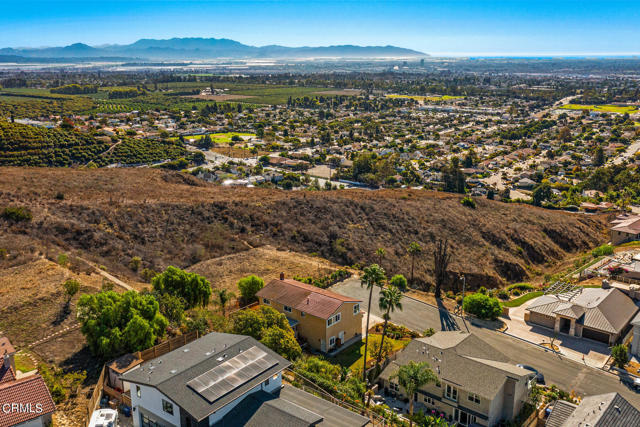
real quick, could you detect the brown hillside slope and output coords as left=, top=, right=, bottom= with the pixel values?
left=0, top=168, right=608, bottom=289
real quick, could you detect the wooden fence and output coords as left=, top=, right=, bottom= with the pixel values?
left=85, top=331, right=199, bottom=425
left=85, top=365, right=106, bottom=425
left=135, top=330, right=199, bottom=361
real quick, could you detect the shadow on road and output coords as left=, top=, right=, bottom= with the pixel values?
left=436, top=299, right=460, bottom=331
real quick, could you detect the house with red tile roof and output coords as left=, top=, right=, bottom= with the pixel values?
left=0, top=337, right=56, bottom=427
left=256, top=274, right=363, bottom=354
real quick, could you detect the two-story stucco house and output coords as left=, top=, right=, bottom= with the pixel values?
left=379, top=331, right=533, bottom=427
left=256, top=274, right=363, bottom=354
left=121, top=332, right=369, bottom=427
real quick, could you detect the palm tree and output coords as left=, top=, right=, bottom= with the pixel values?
left=213, top=289, right=235, bottom=317
left=433, top=239, right=451, bottom=299
left=392, top=361, right=437, bottom=427
left=407, top=242, right=422, bottom=287
left=360, top=264, right=386, bottom=385
left=376, top=247, right=386, bottom=267
left=376, top=285, right=403, bottom=366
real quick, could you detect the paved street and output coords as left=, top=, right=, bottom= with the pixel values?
left=332, top=278, right=640, bottom=406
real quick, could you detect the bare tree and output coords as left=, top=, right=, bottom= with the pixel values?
left=433, top=239, right=451, bottom=299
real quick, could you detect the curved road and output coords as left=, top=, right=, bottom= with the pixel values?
left=332, top=277, right=640, bottom=406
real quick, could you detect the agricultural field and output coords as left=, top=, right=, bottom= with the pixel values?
left=179, top=132, right=256, bottom=144
left=559, top=103, right=638, bottom=114
left=385, top=94, right=464, bottom=102
left=207, top=83, right=349, bottom=105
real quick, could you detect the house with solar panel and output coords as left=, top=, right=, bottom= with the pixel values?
left=255, top=274, right=363, bottom=354
left=120, top=332, right=369, bottom=427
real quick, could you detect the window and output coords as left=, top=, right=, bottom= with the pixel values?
left=454, top=408, right=476, bottom=426
left=284, top=305, right=292, bottom=313
left=329, top=336, right=336, bottom=347
left=301, top=311, right=305, bottom=317
left=162, top=399, right=174, bottom=415
left=468, top=393, right=480, bottom=404
left=423, top=396, right=434, bottom=405
left=327, top=317, right=333, bottom=327
left=334, top=313, right=341, bottom=323
left=262, top=298, right=270, bottom=305
left=445, top=384, right=458, bottom=402
left=353, top=304, right=360, bottom=315
left=136, top=385, right=141, bottom=398
left=264, top=378, right=270, bottom=387
left=390, top=382, right=399, bottom=392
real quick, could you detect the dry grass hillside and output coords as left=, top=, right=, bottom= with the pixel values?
left=0, top=167, right=608, bottom=290
left=188, top=245, right=344, bottom=293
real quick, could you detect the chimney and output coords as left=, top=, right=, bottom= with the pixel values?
left=280, top=272, right=285, bottom=280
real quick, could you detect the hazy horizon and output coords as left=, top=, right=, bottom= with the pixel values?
left=3, top=0, right=640, bottom=57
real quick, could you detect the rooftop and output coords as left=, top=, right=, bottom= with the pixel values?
left=0, top=374, right=56, bottom=427
left=546, top=392, right=640, bottom=426
left=527, top=288, right=639, bottom=334
left=256, top=278, right=361, bottom=319
left=121, top=332, right=290, bottom=422
left=380, top=331, right=531, bottom=400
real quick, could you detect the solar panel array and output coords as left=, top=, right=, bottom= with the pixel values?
left=187, top=346, right=278, bottom=403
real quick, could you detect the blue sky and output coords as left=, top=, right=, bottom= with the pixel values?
left=2, top=0, right=639, bottom=56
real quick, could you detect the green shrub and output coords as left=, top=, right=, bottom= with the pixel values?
left=460, top=196, right=476, bottom=209
left=478, top=286, right=487, bottom=294
left=463, top=293, right=502, bottom=320
left=513, top=289, right=521, bottom=296
left=506, top=283, right=535, bottom=292
left=1, top=206, right=32, bottom=222
left=237, top=275, right=265, bottom=303
left=612, top=344, right=628, bottom=369
left=592, top=244, right=614, bottom=257
left=497, top=289, right=510, bottom=300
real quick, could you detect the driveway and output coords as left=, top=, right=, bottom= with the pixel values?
left=331, top=278, right=640, bottom=407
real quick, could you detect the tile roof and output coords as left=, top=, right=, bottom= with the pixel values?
left=0, top=338, right=15, bottom=357
left=0, top=374, right=56, bottom=427
left=0, top=365, right=16, bottom=385
left=256, top=279, right=360, bottom=320
left=611, top=216, right=640, bottom=234
left=380, top=332, right=531, bottom=400
left=527, top=288, right=639, bottom=334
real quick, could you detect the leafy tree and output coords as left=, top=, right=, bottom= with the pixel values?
left=593, top=146, right=605, bottom=167
left=392, top=361, right=437, bottom=426
left=389, top=274, right=408, bottom=292
left=612, top=344, right=628, bottom=369
left=62, top=279, right=80, bottom=303
left=407, top=242, right=422, bottom=287
left=261, top=327, right=302, bottom=360
left=152, top=266, right=211, bottom=308
left=462, top=293, right=502, bottom=320
left=128, top=256, right=142, bottom=272
left=213, top=288, right=235, bottom=316
left=433, top=239, right=451, bottom=299
left=237, top=275, right=265, bottom=304
left=77, top=291, right=168, bottom=358
left=376, top=285, right=403, bottom=366
left=153, top=292, right=186, bottom=324
left=532, top=182, right=552, bottom=207
left=360, top=264, right=386, bottom=383
left=369, top=336, right=393, bottom=361
left=231, top=306, right=301, bottom=360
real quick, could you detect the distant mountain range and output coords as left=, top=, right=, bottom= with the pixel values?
left=0, top=38, right=426, bottom=61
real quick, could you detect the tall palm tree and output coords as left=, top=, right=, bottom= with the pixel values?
left=392, top=361, right=437, bottom=427
left=213, top=288, right=235, bottom=317
left=376, top=247, right=386, bottom=267
left=376, top=285, right=403, bottom=366
left=360, top=264, right=386, bottom=385
left=407, top=242, right=422, bottom=287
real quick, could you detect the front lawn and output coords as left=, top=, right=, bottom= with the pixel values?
left=329, top=335, right=410, bottom=372
left=501, top=291, right=543, bottom=307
